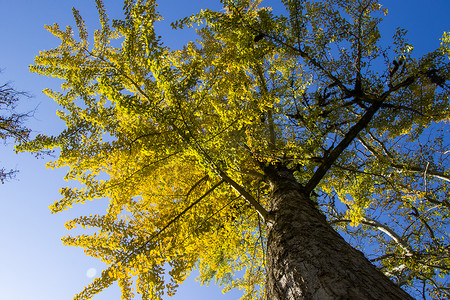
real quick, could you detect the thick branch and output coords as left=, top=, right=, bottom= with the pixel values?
left=218, top=170, right=271, bottom=223
left=304, top=100, right=384, bottom=193
left=361, top=218, right=414, bottom=256
left=304, top=76, right=416, bottom=194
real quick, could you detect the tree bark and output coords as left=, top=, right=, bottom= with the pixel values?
left=264, top=165, right=414, bottom=300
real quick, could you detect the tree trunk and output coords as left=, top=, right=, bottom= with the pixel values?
left=264, top=166, right=413, bottom=300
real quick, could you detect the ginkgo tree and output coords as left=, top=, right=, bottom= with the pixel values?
left=20, top=0, right=450, bottom=299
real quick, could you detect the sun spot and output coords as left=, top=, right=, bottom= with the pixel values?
left=86, top=268, right=97, bottom=278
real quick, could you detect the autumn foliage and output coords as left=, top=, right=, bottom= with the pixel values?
left=19, top=0, right=450, bottom=299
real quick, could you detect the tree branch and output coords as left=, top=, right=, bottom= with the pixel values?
left=357, top=135, right=450, bottom=184
left=304, top=75, right=417, bottom=194
left=127, top=179, right=225, bottom=260
left=304, top=99, right=384, bottom=193
left=218, top=170, right=272, bottom=224
left=332, top=217, right=414, bottom=257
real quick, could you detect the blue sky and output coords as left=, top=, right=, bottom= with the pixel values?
left=0, top=0, right=449, bottom=299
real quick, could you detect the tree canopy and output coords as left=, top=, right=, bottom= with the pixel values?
left=20, top=0, right=450, bottom=299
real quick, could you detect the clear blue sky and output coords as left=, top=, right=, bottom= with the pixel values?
left=0, top=1, right=449, bottom=299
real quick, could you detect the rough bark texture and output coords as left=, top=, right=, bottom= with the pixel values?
left=264, top=166, right=414, bottom=300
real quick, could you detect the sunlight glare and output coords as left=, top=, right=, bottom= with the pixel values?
left=86, top=268, right=97, bottom=278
